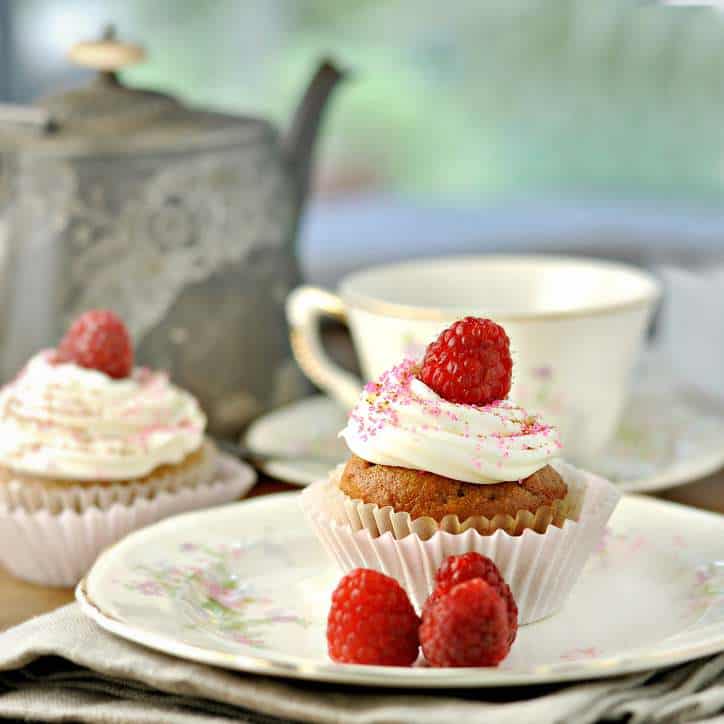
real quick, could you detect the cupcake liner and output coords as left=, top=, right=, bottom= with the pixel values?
left=0, top=453, right=256, bottom=587
left=0, top=441, right=218, bottom=514
left=300, top=461, right=620, bottom=624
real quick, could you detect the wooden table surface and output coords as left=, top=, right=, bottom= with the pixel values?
left=1, top=471, right=722, bottom=633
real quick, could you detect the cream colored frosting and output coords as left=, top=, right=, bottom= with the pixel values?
left=0, top=351, right=206, bottom=481
left=340, top=359, right=561, bottom=484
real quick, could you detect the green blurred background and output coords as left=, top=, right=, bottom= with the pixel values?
left=6, top=0, right=724, bottom=203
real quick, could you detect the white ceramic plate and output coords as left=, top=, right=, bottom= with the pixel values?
left=243, top=389, right=724, bottom=493
left=78, top=492, right=724, bottom=688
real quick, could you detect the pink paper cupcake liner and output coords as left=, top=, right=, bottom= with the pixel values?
left=300, top=460, right=620, bottom=624
left=0, top=453, right=256, bottom=587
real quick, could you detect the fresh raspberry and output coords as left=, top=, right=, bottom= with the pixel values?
left=420, top=578, right=510, bottom=667
left=327, top=569, right=420, bottom=666
left=425, top=552, right=518, bottom=645
left=57, top=310, right=133, bottom=379
left=419, top=317, right=512, bottom=405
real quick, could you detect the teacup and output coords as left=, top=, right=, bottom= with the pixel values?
left=286, top=254, right=660, bottom=463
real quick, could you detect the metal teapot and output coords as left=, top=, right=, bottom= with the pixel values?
left=0, top=29, right=344, bottom=435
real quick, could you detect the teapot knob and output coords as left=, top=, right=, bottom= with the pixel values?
left=68, top=25, right=145, bottom=72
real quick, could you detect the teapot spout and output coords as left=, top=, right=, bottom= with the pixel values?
left=284, top=59, right=346, bottom=211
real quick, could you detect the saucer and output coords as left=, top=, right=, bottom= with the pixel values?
left=243, top=395, right=348, bottom=486
left=243, top=388, right=724, bottom=493
left=78, top=492, right=724, bottom=687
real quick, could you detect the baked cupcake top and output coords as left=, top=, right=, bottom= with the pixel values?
left=0, top=311, right=205, bottom=481
left=340, top=317, right=562, bottom=485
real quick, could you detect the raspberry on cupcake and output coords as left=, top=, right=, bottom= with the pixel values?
left=301, top=316, right=621, bottom=623
left=56, top=309, right=134, bottom=378
left=419, top=316, right=513, bottom=405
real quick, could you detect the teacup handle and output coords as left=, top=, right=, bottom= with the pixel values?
left=286, top=286, right=363, bottom=409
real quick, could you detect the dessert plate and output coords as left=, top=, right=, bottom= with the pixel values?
left=243, top=390, right=724, bottom=493
left=78, top=492, right=724, bottom=687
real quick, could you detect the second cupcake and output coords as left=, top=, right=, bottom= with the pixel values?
left=0, top=310, right=214, bottom=512
left=0, top=310, right=252, bottom=586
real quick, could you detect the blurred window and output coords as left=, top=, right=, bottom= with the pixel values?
left=4, top=0, right=724, bottom=202
left=3, top=0, right=724, bottom=282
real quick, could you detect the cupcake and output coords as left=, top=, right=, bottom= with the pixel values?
left=301, top=317, right=620, bottom=623
left=0, top=310, right=254, bottom=586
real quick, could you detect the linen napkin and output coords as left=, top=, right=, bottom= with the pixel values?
left=0, top=605, right=721, bottom=724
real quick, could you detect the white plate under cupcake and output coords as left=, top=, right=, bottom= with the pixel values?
left=0, top=452, right=256, bottom=587
left=78, top=491, right=724, bottom=687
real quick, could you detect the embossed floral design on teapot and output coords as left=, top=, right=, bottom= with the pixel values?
left=0, top=28, right=344, bottom=435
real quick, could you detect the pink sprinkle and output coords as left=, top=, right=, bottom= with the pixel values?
left=347, top=357, right=561, bottom=459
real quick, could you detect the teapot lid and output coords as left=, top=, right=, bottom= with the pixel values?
left=1, top=27, right=271, bottom=154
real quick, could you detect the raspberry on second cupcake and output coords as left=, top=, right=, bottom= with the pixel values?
left=57, top=309, right=133, bottom=379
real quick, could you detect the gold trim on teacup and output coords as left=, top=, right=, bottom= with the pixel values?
left=340, top=255, right=662, bottom=322
left=340, top=290, right=661, bottom=322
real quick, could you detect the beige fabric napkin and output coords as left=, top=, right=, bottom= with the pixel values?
left=0, top=604, right=721, bottom=724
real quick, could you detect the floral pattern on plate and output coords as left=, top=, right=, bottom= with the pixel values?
left=688, top=561, right=724, bottom=622
left=120, top=540, right=309, bottom=649
left=589, top=528, right=724, bottom=626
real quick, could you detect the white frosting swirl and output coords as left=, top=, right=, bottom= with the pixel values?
left=0, top=351, right=206, bottom=481
left=340, top=359, right=561, bottom=484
